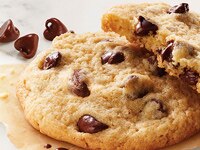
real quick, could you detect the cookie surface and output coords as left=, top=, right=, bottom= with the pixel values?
left=102, top=2, right=200, bottom=93
left=17, top=32, right=200, bottom=150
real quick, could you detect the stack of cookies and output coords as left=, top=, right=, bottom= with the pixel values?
left=16, top=3, right=200, bottom=150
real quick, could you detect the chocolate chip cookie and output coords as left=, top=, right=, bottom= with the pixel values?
left=102, top=2, right=200, bottom=93
left=17, top=32, right=200, bottom=150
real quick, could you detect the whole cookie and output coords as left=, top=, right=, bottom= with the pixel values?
left=17, top=32, right=200, bottom=150
left=102, top=2, right=200, bottom=93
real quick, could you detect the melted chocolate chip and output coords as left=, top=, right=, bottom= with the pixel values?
left=151, top=99, right=167, bottom=113
left=134, top=47, right=153, bottom=58
left=101, top=51, right=125, bottom=64
left=138, top=89, right=149, bottom=98
left=14, top=34, right=39, bottom=59
left=55, top=148, right=68, bottom=150
left=44, top=144, right=52, bottom=149
left=0, top=19, right=20, bottom=43
left=135, top=16, right=158, bottom=36
left=157, top=49, right=162, bottom=54
left=43, top=52, right=62, bottom=70
left=147, top=55, right=157, bottom=64
left=147, top=55, right=166, bottom=77
left=71, top=70, right=90, bottom=97
left=155, top=67, right=166, bottom=77
left=43, top=18, right=68, bottom=41
left=168, top=3, right=189, bottom=14
left=179, top=69, right=199, bottom=85
left=77, top=114, right=108, bottom=133
left=161, top=42, right=174, bottom=62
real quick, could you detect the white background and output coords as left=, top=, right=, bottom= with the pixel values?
left=0, top=0, right=199, bottom=149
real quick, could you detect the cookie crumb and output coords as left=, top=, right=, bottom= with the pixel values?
left=0, top=74, right=6, bottom=80
left=0, top=92, right=9, bottom=99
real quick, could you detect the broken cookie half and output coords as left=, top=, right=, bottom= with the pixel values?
left=102, top=2, right=200, bottom=93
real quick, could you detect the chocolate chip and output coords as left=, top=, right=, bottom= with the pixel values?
left=71, top=70, right=90, bottom=97
left=69, top=30, right=75, bottom=34
left=161, top=41, right=174, bottom=62
left=55, top=148, right=68, bottom=150
left=14, top=34, right=39, bottom=59
left=43, top=52, right=62, bottom=70
left=77, top=115, right=108, bottom=133
left=179, top=69, right=199, bottom=85
left=151, top=99, right=167, bottom=113
left=0, top=19, right=20, bottom=43
left=135, top=16, right=158, bottom=36
left=43, top=18, right=68, bottom=41
left=168, top=3, right=189, bottom=14
left=44, top=144, right=52, bottom=149
left=101, top=51, right=125, bottom=64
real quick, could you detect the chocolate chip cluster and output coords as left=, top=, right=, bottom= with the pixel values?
left=0, top=18, right=72, bottom=59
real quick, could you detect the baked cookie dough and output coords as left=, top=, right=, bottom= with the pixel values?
left=17, top=32, right=200, bottom=150
left=102, top=2, right=200, bottom=93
